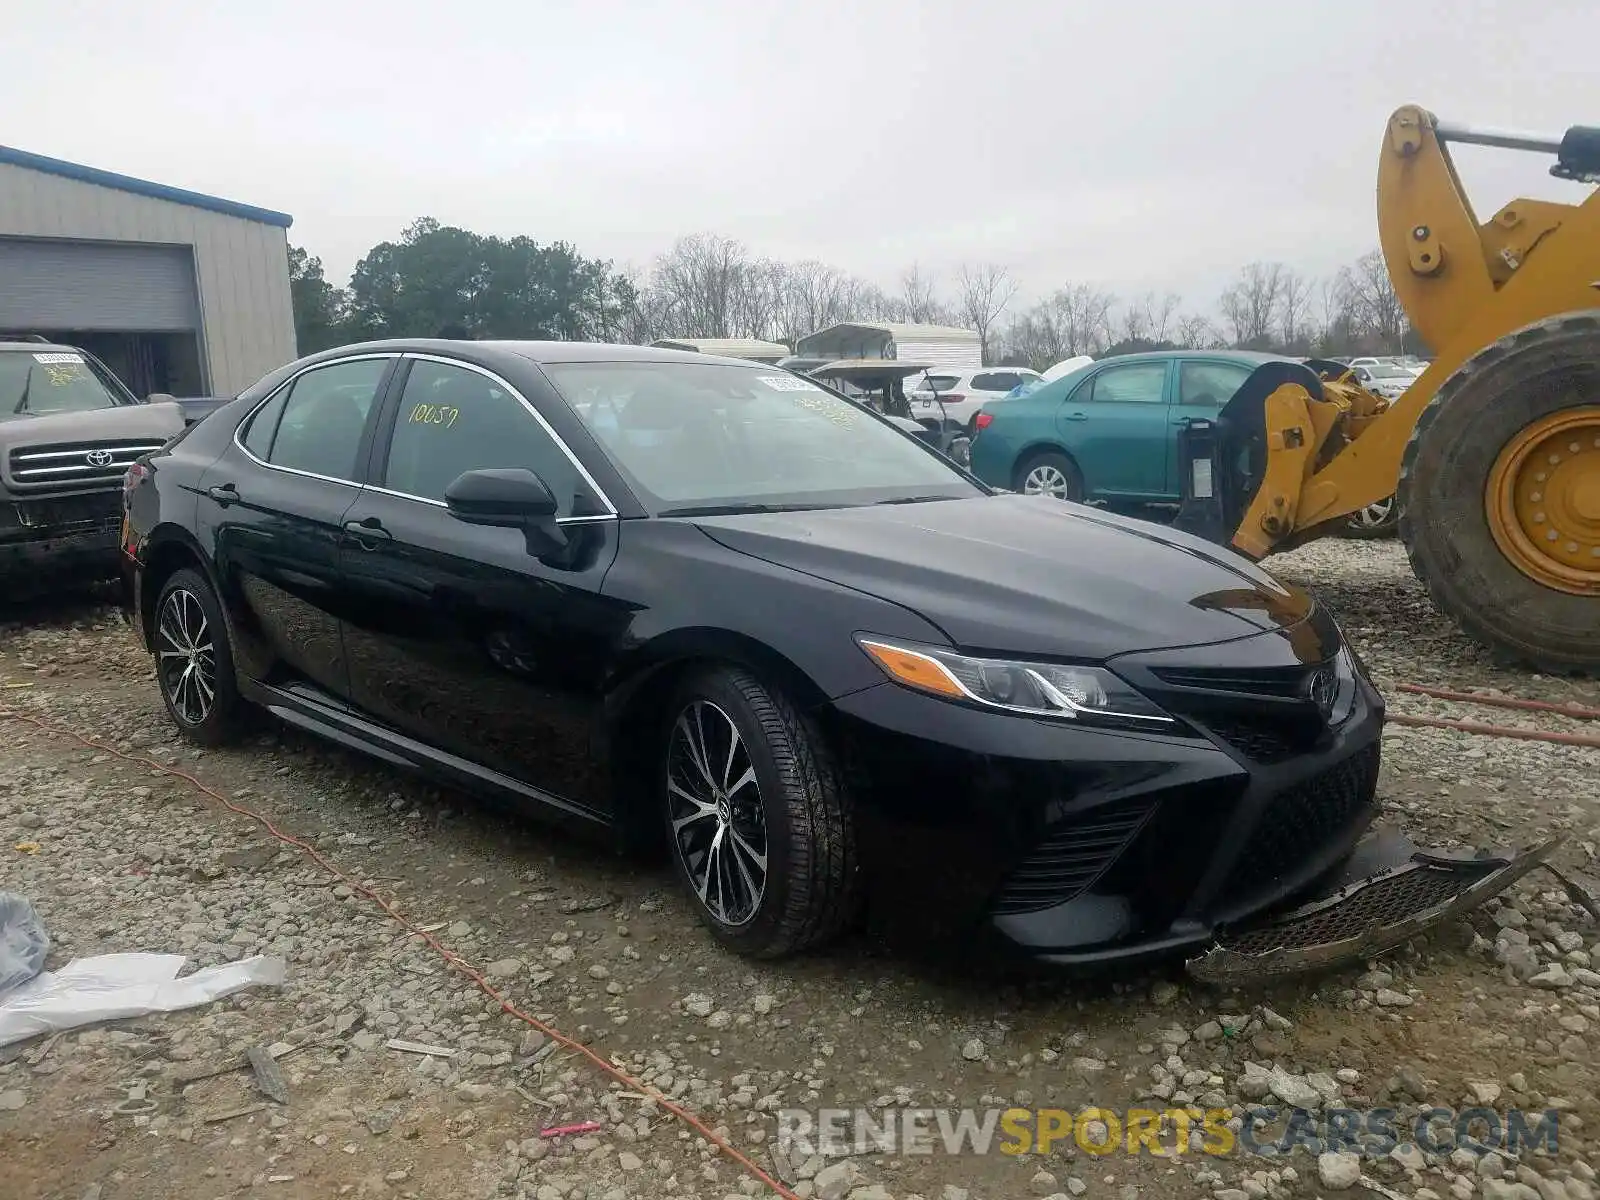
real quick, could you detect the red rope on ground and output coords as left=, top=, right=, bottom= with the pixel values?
left=1396, top=683, right=1600, bottom=721
left=0, top=707, right=801, bottom=1200
left=1384, top=710, right=1600, bottom=748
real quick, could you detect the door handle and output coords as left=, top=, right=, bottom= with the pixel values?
left=342, top=517, right=392, bottom=548
left=1062, top=411, right=1088, bottom=421
left=207, top=483, right=239, bottom=504
left=1170, top=417, right=1191, bottom=426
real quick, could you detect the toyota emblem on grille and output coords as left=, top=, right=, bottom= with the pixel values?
left=85, top=449, right=115, bottom=467
left=1308, top=665, right=1337, bottom=718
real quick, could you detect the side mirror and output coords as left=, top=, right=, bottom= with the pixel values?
left=445, top=468, right=567, bottom=556
left=444, top=468, right=559, bottom=526
left=148, top=392, right=177, bottom=404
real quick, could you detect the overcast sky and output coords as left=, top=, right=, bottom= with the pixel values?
left=5, top=0, right=1594, bottom=316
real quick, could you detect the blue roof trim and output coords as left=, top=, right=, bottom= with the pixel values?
left=0, top=145, right=293, bottom=229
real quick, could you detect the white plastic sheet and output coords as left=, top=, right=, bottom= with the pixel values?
left=0, top=953, right=285, bottom=1048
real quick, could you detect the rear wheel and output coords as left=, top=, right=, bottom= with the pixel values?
left=1400, top=311, right=1600, bottom=673
left=661, top=667, right=859, bottom=958
left=153, top=567, right=248, bottom=744
left=1016, top=450, right=1084, bottom=501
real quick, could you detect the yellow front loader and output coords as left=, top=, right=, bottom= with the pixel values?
left=1174, top=105, right=1600, bottom=673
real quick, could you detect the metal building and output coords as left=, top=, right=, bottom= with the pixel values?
left=794, top=322, right=982, bottom=371
left=0, top=145, right=297, bottom=400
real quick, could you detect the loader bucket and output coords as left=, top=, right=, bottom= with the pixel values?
left=1171, top=359, right=1327, bottom=558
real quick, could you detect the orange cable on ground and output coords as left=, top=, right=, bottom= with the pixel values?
left=1395, top=683, right=1600, bottom=721
left=1384, top=711, right=1600, bottom=748
left=0, top=706, right=802, bottom=1200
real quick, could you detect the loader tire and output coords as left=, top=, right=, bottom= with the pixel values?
left=1399, top=310, right=1600, bottom=674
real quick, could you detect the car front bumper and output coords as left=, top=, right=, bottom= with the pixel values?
left=0, top=496, right=122, bottom=589
left=826, top=669, right=1385, bottom=964
left=829, top=665, right=1561, bottom=978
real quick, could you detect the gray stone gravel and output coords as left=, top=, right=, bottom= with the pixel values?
left=0, top=542, right=1597, bottom=1200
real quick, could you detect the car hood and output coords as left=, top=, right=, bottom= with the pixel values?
left=692, top=494, right=1317, bottom=660
left=0, top=402, right=187, bottom=492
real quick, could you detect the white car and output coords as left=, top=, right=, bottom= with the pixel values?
left=1347, top=359, right=1414, bottom=400
left=906, top=367, right=1042, bottom=429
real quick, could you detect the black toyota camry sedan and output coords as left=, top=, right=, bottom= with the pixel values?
left=120, top=340, right=1389, bottom=966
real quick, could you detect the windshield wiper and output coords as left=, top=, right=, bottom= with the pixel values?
left=657, top=502, right=832, bottom=518
left=872, top=494, right=962, bottom=505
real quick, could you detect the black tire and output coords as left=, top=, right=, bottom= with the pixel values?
left=1015, top=449, right=1084, bottom=501
left=1399, top=310, right=1600, bottom=674
left=1342, top=495, right=1399, bottom=539
left=660, top=666, right=859, bottom=958
left=152, top=567, right=248, bottom=745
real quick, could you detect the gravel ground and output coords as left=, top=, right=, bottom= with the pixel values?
left=1, top=539, right=1597, bottom=1200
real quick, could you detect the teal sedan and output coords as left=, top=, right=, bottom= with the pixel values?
left=968, top=350, right=1290, bottom=503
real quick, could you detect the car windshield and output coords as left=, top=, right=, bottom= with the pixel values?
left=546, top=361, right=984, bottom=515
left=1365, top=363, right=1410, bottom=379
left=0, top=350, right=127, bottom=419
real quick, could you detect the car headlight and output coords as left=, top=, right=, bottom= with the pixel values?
left=856, top=636, right=1177, bottom=730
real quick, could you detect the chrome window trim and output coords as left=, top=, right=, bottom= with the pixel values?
left=231, top=353, right=400, bottom=489
left=394, top=353, right=619, bottom=518
left=229, top=350, right=622, bottom=522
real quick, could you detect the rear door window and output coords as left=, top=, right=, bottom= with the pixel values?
left=1087, top=362, right=1168, bottom=404
left=1178, top=361, right=1252, bottom=407
left=973, top=372, right=1023, bottom=392
left=260, top=358, right=388, bottom=481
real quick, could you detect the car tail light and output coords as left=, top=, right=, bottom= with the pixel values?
left=974, top=412, right=994, bottom=431
left=938, top=393, right=967, bottom=404
left=123, top=461, right=149, bottom=495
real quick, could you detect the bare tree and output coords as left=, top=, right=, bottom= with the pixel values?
left=1151, top=292, right=1181, bottom=343
left=1220, top=261, right=1289, bottom=348
left=996, top=282, right=1117, bottom=369
left=1277, top=270, right=1314, bottom=349
left=769, top=260, right=861, bottom=348
left=955, top=263, right=1017, bottom=363
left=647, top=233, right=755, bottom=338
left=1055, top=283, right=1116, bottom=356
left=1116, top=293, right=1154, bottom=345
left=898, top=264, right=942, bottom=324
left=1346, top=249, right=1407, bottom=350
left=1315, top=271, right=1359, bottom=352
left=1175, top=313, right=1220, bottom=349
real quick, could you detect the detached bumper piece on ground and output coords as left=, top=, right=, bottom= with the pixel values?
left=1186, top=831, right=1563, bottom=984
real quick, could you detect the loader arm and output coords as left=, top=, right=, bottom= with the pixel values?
left=1202, top=105, right=1600, bottom=550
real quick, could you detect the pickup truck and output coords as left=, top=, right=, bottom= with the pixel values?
left=0, top=339, right=225, bottom=596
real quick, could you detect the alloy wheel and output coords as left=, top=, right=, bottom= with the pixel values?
left=1349, top=497, right=1396, bottom=530
left=1024, top=464, right=1071, bottom=498
left=666, top=700, right=769, bottom=926
left=157, top=587, right=216, bottom=725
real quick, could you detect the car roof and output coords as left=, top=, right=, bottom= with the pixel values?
left=0, top=340, right=79, bottom=353
left=294, top=338, right=778, bottom=373
left=1092, top=349, right=1292, bottom=366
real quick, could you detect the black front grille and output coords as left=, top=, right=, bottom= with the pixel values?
left=7, top=440, right=164, bottom=494
left=1199, top=712, right=1315, bottom=763
left=1151, top=664, right=1316, bottom=698
left=1146, top=661, right=1337, bottom=764
left=1224, top=743, right=1380, bottom=897
left=992, top=798, right=1157, bottom=916
left=1215, top=860, right=1486, bottom=959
